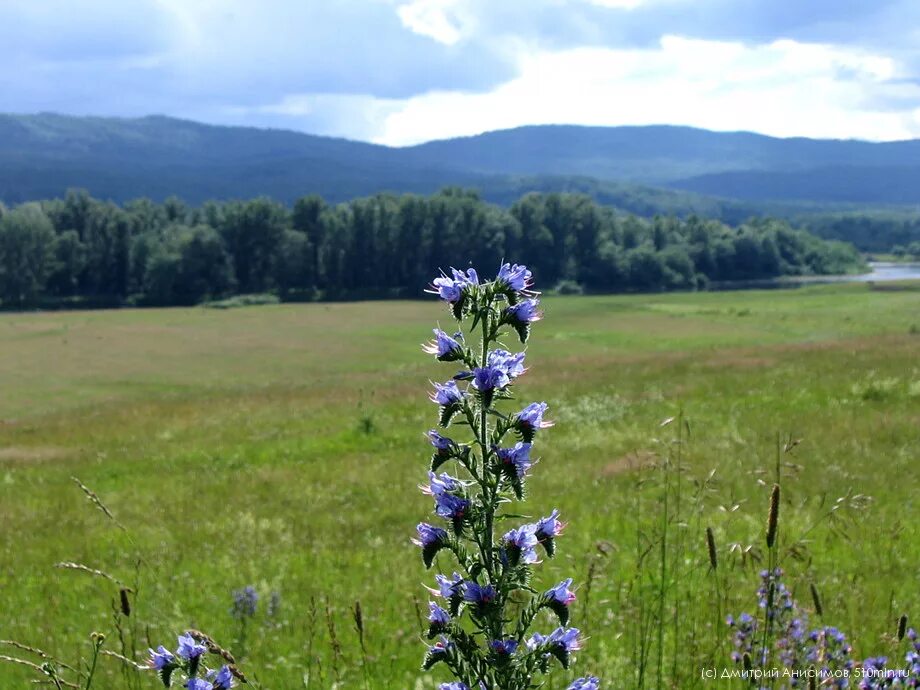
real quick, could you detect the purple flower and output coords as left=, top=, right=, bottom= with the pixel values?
left=428, top=268, right=478, bottom=303
left=490, top=639, right=519, bottom=656
left=428, top=602, right=451, bottom=626
left=428, top=572, right=464, bottom=600
left=186, top=680, right=213, bottom=690
left=422, top=329, right=464, bottom=360
left=495, top=443, right=533, bottom=479
left=516, top=402, right=553, bottom=431
left=148, top=646, right=175, bottom=670
left=421, top=471, right=462, bottom=497
left=535, top=509, right=565, bottom=541
left=414, top=523, right=448, bottom=548
left=176, top=633, right=207, bottom=660
left=427, top=430, right=454, bottom=451
left=472, top=365, right=510, bottom=393
left=231, top=586, right=258, bottom=619
left=463, top=581, right=498, bottom=608
left=439, top=684, right=470, bottom=690
left=546, top=578, right=577, bottom=606
left=507, top=298, right=542, bottom=324
left=569, top=678, right=601, bottom=690
left=434, top=492, right=470, bottom=520
left=422, top=636, right=455, bottom=670
left=496, top=263, right=533, bottom=292
left=430, top=380, right=463, bottom=406
left=487, top=350, right=526, bottom=379
left=502, top=525, right=539, bottom=565
left=207, top=666, right=234, bottom=689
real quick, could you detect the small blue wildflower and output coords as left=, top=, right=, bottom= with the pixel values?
left=472, top=365, right=511, bottom=393
left=428, top=572, right=464, bottom=600
left=148, top=646, right=175, bottom=670
left=423, top=329, right=464, bottom=361
left=430, top=380, right=463, bottom=406
left=516, top=402, right=552, bottom=431
left=176, top=633, right=207, bottom=660
left=414, top=523, right=449, bottom=548
left=569, top=678, right=601, bottom=690
left=535, top=509, right=565, bottom=540
left=487, top=349, right=526, bottom=379
left=546, top=578, right=577, bottom=606
left=489, top=639, right=518, bottom=656
left=501, top=525, right=539, bottom=565
left=422, top=636, right=455, bottom=670
left=496, top=263, right=533, bottom=292
left=463, top=581, right=498, bottom=610
left=429, top=602, right=451, bottom=626
left=186, top=680, right=213, bottom=690
left=495, top=442, right=533, bottom=479
left=207, top=666, right=234, bottom=689
left=439, top=684, right=470, bottom=690
left=421, top=471, right=462, bottom=497
left=427, top=430, right=454, bottom=451
left=231, top=586, right=258, bottom=619
left=507, top=298, right=542, bottom=324
left=433, top=492, right=470, bottom=521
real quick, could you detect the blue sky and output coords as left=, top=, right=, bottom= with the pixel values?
left=2, top=0, right=919, bottom=144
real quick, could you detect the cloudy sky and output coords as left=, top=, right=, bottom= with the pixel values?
left=2, top=0, right=920, bottom=145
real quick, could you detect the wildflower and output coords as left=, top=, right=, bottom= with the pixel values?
left=505, top=298, right=542, bottom=343
left=488, top=349, right=527, bottom=380
left=514, top=402, right=553, bottom=442
left=501, top=525, right=539, bottom=566
left=489, top=638, right=518, bottom=661
left=430, top=380, right=463, bottom=406
left=439, top=684, right=470, bottom=690
left=414, top=522, right=450, bottom=568
left=726, top=613, right=759, bottom=665
left=496, top=263, right=533, bottom=293
left=495, top=442, right=533, bottom=479
left=472, top=365, right=511, bottom=395
left=463, top=581, right=498, bottom=614
left=569, top=678, right=601, bottom=690
left=528, top=627, right=582, bottom=669
left=148, top=646, right=175, bottom=670
left=433, top=492, right=470, bottom=523
left=186, top=680, right=213, bottom=690
left=427, top=430, right=454, bottom=452
left=231, top=586, right=258, bottom=619
left=428, top=602, right=451, bottom=638
left=421, top=471, right=462, bottom=497
left=176, top=633, right=206, bottom=660
left=544, top=578, right=576, bottom=625
left=423, top=329, right=464, bottom=362
left=534, top=509, right=565, bottom=557
left=422, top=636, right=454, bottom=670
left=207, top=666, right=234, bottom=690
left=427, top=572, right=465, bottom=615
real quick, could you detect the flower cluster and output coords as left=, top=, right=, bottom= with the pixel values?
left=148, top=633, right=236, bottom=689
left=230, top=586, right=258, bottom=620
left=417, top=263, right=598, bottom=690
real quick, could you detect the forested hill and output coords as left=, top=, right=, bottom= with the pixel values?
left=2, top=113, right=920, bottom=208
left=0, top=189, right=865, bottom=309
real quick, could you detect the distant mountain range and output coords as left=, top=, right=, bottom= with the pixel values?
left=2, top=113, right=920, bottom=214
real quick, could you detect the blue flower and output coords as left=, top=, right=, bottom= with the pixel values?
left=546, top=578, right=576, bottom=606
left=517, top=402, right=553, bottom=431
left=148, top=646, right=175, bottom=670
left=507, top=298, right=542, bottom=324
left=496, top=263, right=533, bottom=292
left=487, top=350, right=526, bottom=379
left=422, top=636, right=455, bottom=670
left=472, top=365, right=510, bottom=393
left=428, top=268, right=478, bottom=304
left=495, top=442, right=533, bottom=479
left=568, top=677, right=601, bottom=690
left=428, top=602, right=451, bottom=626
left=231, top=586, right=258, bottom=619
left=176, top=633, right=207, bottom=660
left=423, top=329, right=464, bottom=361
left=434, top=492, right=470, bottom=521
left=501, top=525, right=539, bottom=565
left=414, top=522, right=449, bottom=548
left=186, top=680, right=213, bottom=690
left=421, top=471, right=462, bottom=497
left=428, top=572, right=464, bottom=600
left=463, top=581, right=498, bottom=609
left=430, top=380, right=464, bottom=406
left=427, top=430, right=454, bottom=451
left=207, top=666, right=234, bottom=689
left=490, top=639, right=519, bottom=656
left=535, top=509, right=565, bottom=541
left=439, top=684, right=470, bottom=690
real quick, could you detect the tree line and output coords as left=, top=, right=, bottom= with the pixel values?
left=0, top=189, right=865, bottom=308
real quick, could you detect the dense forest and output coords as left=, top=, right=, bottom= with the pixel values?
left=0, top=189, right=865, bottom=308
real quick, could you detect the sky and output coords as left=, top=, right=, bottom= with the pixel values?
left=2, top=0, right=920, bottom=146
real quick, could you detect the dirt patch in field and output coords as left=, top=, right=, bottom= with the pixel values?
left=600, top=450, right=658, bottom=477
left=0, top=446, right=74, bottom=464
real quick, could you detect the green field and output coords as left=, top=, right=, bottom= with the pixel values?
left=1, top=283, right=919, bottom=689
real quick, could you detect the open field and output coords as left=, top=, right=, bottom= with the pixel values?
left=1, top=283, right=919, bottom=688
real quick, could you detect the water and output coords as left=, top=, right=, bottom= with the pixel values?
left=849, top=262, right=920, bottom=282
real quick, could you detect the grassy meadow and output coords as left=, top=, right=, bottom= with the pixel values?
left=1, top=282, right=919, bottom=689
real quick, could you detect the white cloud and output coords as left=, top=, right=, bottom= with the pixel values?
left=396, top=0, right=468, bottom=45
left=367, top=35, right=919, bottom=145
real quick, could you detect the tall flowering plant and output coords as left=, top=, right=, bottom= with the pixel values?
left=415, top=263, right=600, bottom=690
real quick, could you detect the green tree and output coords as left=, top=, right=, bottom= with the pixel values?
left=0, top=204, right=56, bottom=306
